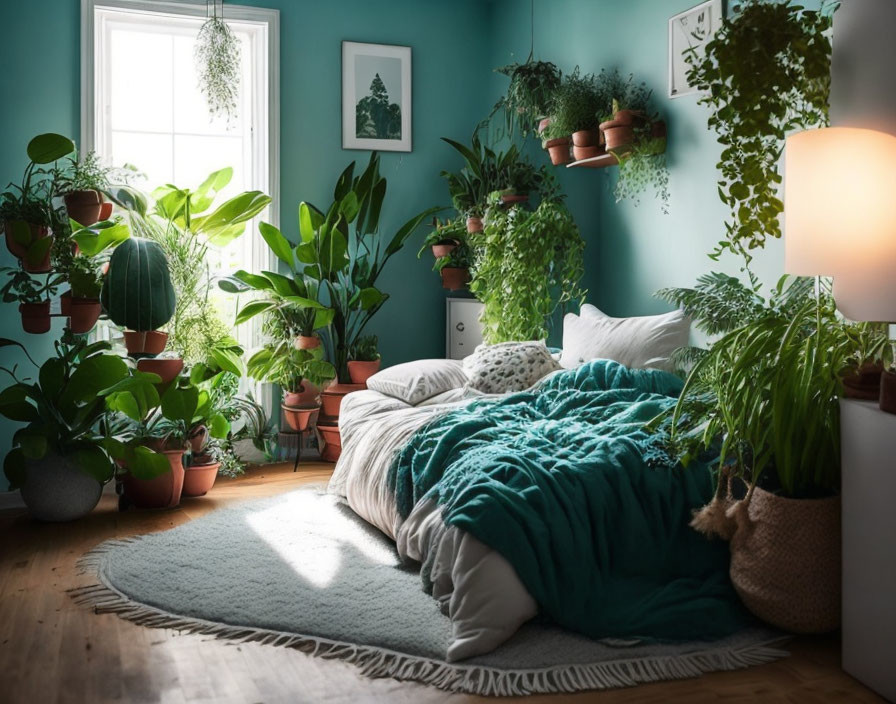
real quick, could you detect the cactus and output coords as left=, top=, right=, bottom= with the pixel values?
left=100, top=237, right=176, bottom=332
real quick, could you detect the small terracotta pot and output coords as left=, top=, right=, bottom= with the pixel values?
left=64, top=190, right=103, bottom=227
left=283, top=390, right=304, bottom=407
left=431, top=240, right=458, bottom=258
left=466, top=217, right=483, bottom=234
left=182, top=460, right=220, bottom=497
left=4, top=220, right=49, bottom=260
left=317, top=421, right=341, bottom=462
left=546, top=139, right=572, bottom=166
left=572, top=129, right=600, bottom=147
left=294, top=335, right=321, bottom=351
left=60, top=290, right=73, bottom=316
left=319, top=384, right=364, bottom=418
left=282, top=404, right=318, bottom=432
left=99, top=202, right=113, bottom=221
left=20, top=302, right=51, bottom=334
left=347, top=359, right=381, bottom=385
left=573, top=145, right=604, bottom=161
left=440, top=267, right=470, bottom=291
left=500, top=193, right=529, bottom=205
left=842, top=362, right=883, bottom=401
left=136, top=357, right=184, bottom=384
left=879, top=369, right=896, bottom=414
left=68, top=297, right=101, bottom=334
left=124, top=330, right=168, bottom=356
left=600, top=120, right=635, bottom=153
left=121, top=449, right=185, bottom=509
left=188, top=425, right=208, bottom=454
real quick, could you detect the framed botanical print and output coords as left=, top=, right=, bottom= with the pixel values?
left=668, top=0, right=724, bottom=98
left=342, top=41, right=412, bottom=152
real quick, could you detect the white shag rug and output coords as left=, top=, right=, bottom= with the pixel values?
left=73, top=489, right=788, bottom=697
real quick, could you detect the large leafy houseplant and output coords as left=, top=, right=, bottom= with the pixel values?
left=471, top=189, right=586, bottom=344
left=685, top=0, right=835, bottom=256
left=489, top=57, right=562, bottom=138
left=440, top=135, right=522, bottom=218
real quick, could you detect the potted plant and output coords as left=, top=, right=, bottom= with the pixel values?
left=416, top=218, right=466, bottom=259
left=104, top=374, right=200, bottom=510
left=500, top=158, right=545, bottom=203
left=613, top=127, right=671, bottom=215
left=101, top=236, right=177, bottom=358
left=659, top=274, right=883, bottom=633
left=57, top=151, right=112, bottom=227
left=0, top=269, right=62, bottom=334
left=230, top=393, right=276, bottom=465
left=489, top=57, right=562, bottom=138
left=441, top=135, right=515, bottom=233
left=546, top=68, right=605, bottom=160
left=540, top=121, right=573, bottom=166
left=0, top=133, right=75, bottom=272
left=180, top=365, right=236, bottom=496
left=347, top=334, right=381, bottom=385
left=0, top=333, right=131, bottom=521
left=435, top=241, right=473, bottom=292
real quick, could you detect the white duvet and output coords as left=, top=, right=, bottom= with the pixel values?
left=328, top=388, right=538, bottom=661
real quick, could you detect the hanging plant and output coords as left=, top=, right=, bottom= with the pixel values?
left=491, top=56, right=562, bottom=138
left=195, top=0, right=242, bottom=124
left=614, top=123, right=670, bottom=214
left=685, top=0, right=836, bottom=256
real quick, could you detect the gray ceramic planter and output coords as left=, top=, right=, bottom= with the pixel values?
left=20, top=453, right=103, bottom=522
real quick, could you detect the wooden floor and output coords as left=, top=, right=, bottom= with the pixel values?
left=0, top=462, right=884, bottom=704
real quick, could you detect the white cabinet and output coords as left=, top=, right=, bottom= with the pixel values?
left=446, top=298, right=484, bottom=360
left=840, top=399, right=896, bottom=702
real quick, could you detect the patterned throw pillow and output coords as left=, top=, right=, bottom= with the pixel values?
left=463, top=341, right=561, bottom=395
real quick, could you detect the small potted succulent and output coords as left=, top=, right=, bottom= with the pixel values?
left=101, top=236, right=178, bottom=364
left=347, top=334, right=381, bottom=385
left=57, top=151, right=112, bottom=227
left=435, top=241, right=473, bottom=291
left=0, top=269, right=62, bottom=334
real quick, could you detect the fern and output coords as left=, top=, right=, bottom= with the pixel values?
left=656, top=272, right=764, bottom=336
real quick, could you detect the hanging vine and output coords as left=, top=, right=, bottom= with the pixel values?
left=685, top=0, right=835, bottom=260
left=195, top=0, right=242, bottom=124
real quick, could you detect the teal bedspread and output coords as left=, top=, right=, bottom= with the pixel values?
left=388, top=360, right=747, bottom=641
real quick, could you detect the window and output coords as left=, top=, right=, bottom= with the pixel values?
left=81, top=0, right=280, bottom=354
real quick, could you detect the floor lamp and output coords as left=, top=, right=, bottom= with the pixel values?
left=784, top=126, right=896, bottom=702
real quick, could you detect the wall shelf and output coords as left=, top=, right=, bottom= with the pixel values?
left=566, top=153, right=619, bottom=169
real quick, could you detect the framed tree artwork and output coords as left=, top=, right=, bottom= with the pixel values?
left=342, top=41, right=412, bottom=152
left=668, top=0, right=724, bottom=98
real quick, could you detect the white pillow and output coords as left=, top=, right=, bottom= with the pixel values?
left=366, top=359, right=469, bottom=406
left=559, top=304, right=690, bottom=371
left=463, top=341, right=561, bottom=394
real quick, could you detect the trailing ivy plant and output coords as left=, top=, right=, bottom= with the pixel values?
left=195, top=1, right=242, bottom=124
left=685, top=0, right=836, bottom=258
left=614, top=131, right=670, bottom=214
left=470, top=188, right=586, bottom=344
left=489, top=56, right=562, bottom=138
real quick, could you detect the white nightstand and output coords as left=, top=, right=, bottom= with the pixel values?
left=840, top=398, right=896, bottom=702
left=446, top=298, right=484, bottom=360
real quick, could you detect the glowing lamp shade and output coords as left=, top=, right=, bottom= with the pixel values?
left=784, top=127, right=896, bottom=321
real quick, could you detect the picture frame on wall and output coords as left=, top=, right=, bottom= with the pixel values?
left=342, top=41, right=412, bottom=152
left=668, top=0, right=724, bottom=99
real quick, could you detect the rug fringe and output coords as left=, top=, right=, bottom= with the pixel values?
left=71, top=538, right=789, bottom=697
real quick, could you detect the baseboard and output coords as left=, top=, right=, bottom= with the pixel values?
left=0, top=490, right=24, bottom=511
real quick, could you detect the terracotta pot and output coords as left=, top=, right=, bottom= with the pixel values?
left=600, top=120, right=635, bottom=153
left=572, top=129, right=599, bottom=147
left=317, top=421, right=341, bottom=462
left=188, top=425, right=208, bottom=454
left=440, top=267, right=470, bottom=291
left=20, top=302, right=51, bottom=334
left=121, top=449, right=185, bottom=509
left=431, top=240, right=458, bottom=258
left=573, top=145, right=604, bottom=161
left=137, top=357, right=184, bottom=384
left=842, top=362, right=883, bottom=401
left=500, top=193, right=529, bottom=205
left=68, top=297, right=101, bottom=334
left=60, top=290, right=72, bottom=316
left=347, top=359, right=381, bottom=385
left=729, top=486, right=841, bottom=633
left=182, top=461, right=220, bottom=497
left=281, top=404, right=318, bottom=432
left=546, top=139, right=572, bottom=166
left=99, top=202, right=113, bottom=221
left=64, top=190, right=103, bottom=227
left=124, top=330, right=168, bottom=356
left=4, top=220, right=48, bottom=260
left=294, top=335, right=321, bottom=351
left=466, top=216, right=483, bottom=234
left=879, top=369, right=896, bottom=414
left=319, top=383, right=364, bottom=418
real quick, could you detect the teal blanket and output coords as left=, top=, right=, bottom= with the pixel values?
left=388, top=360, right=747, bottom=641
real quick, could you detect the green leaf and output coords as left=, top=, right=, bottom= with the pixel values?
left=258, top=222, right=296, bottom=271
left=295, top=242, right=317, bottom=264
left=190, top=167, right=233, bottom=214
left=333, top=162, right=355, bottom=201
left=208, top=413, right=230, bottom=439
left=38, top=357, right=66, bottom=396
left=339, top=191, right=360, bottom=223
left=27, top=133, right=75, bottom=164
left=25, top=236, right=53, bottom=267
left=261, top=270, right=303, bottom=297
left=63, top=354, right=130, bottom=406
left=72, top=220, right=131, bottom=256
left=71, top=445, right=114, bottom=484
left=0, top=385, right=38, bottom=422
left=17, top=430, right=47, bottom=460
left=357, top=287, right=384, bottom=310
left=126, top=445, right=172, bottom=480
left=208, top=347, right=245, bottom=377
left=319, top=228, right=348, bottom=276
left=160, top=384, right=199, bottom=424
left=235, top=300, right=277, bottom=325
left=282, top=295, right=325, bottom=310
left=232, top=270, right=274, bottom=291
left=298, top=202, right=323, bottom=243
left=192, top=191, right=271, bottom=239
left=104, top=391, right=143, bottom=422
left=313, top=307, right=335, bottom=329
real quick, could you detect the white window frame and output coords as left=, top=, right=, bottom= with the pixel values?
left=80, top=0, right=280, bottom=264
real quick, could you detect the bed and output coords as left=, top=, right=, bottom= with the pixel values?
left=328, top=309, right=747, bottom=661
